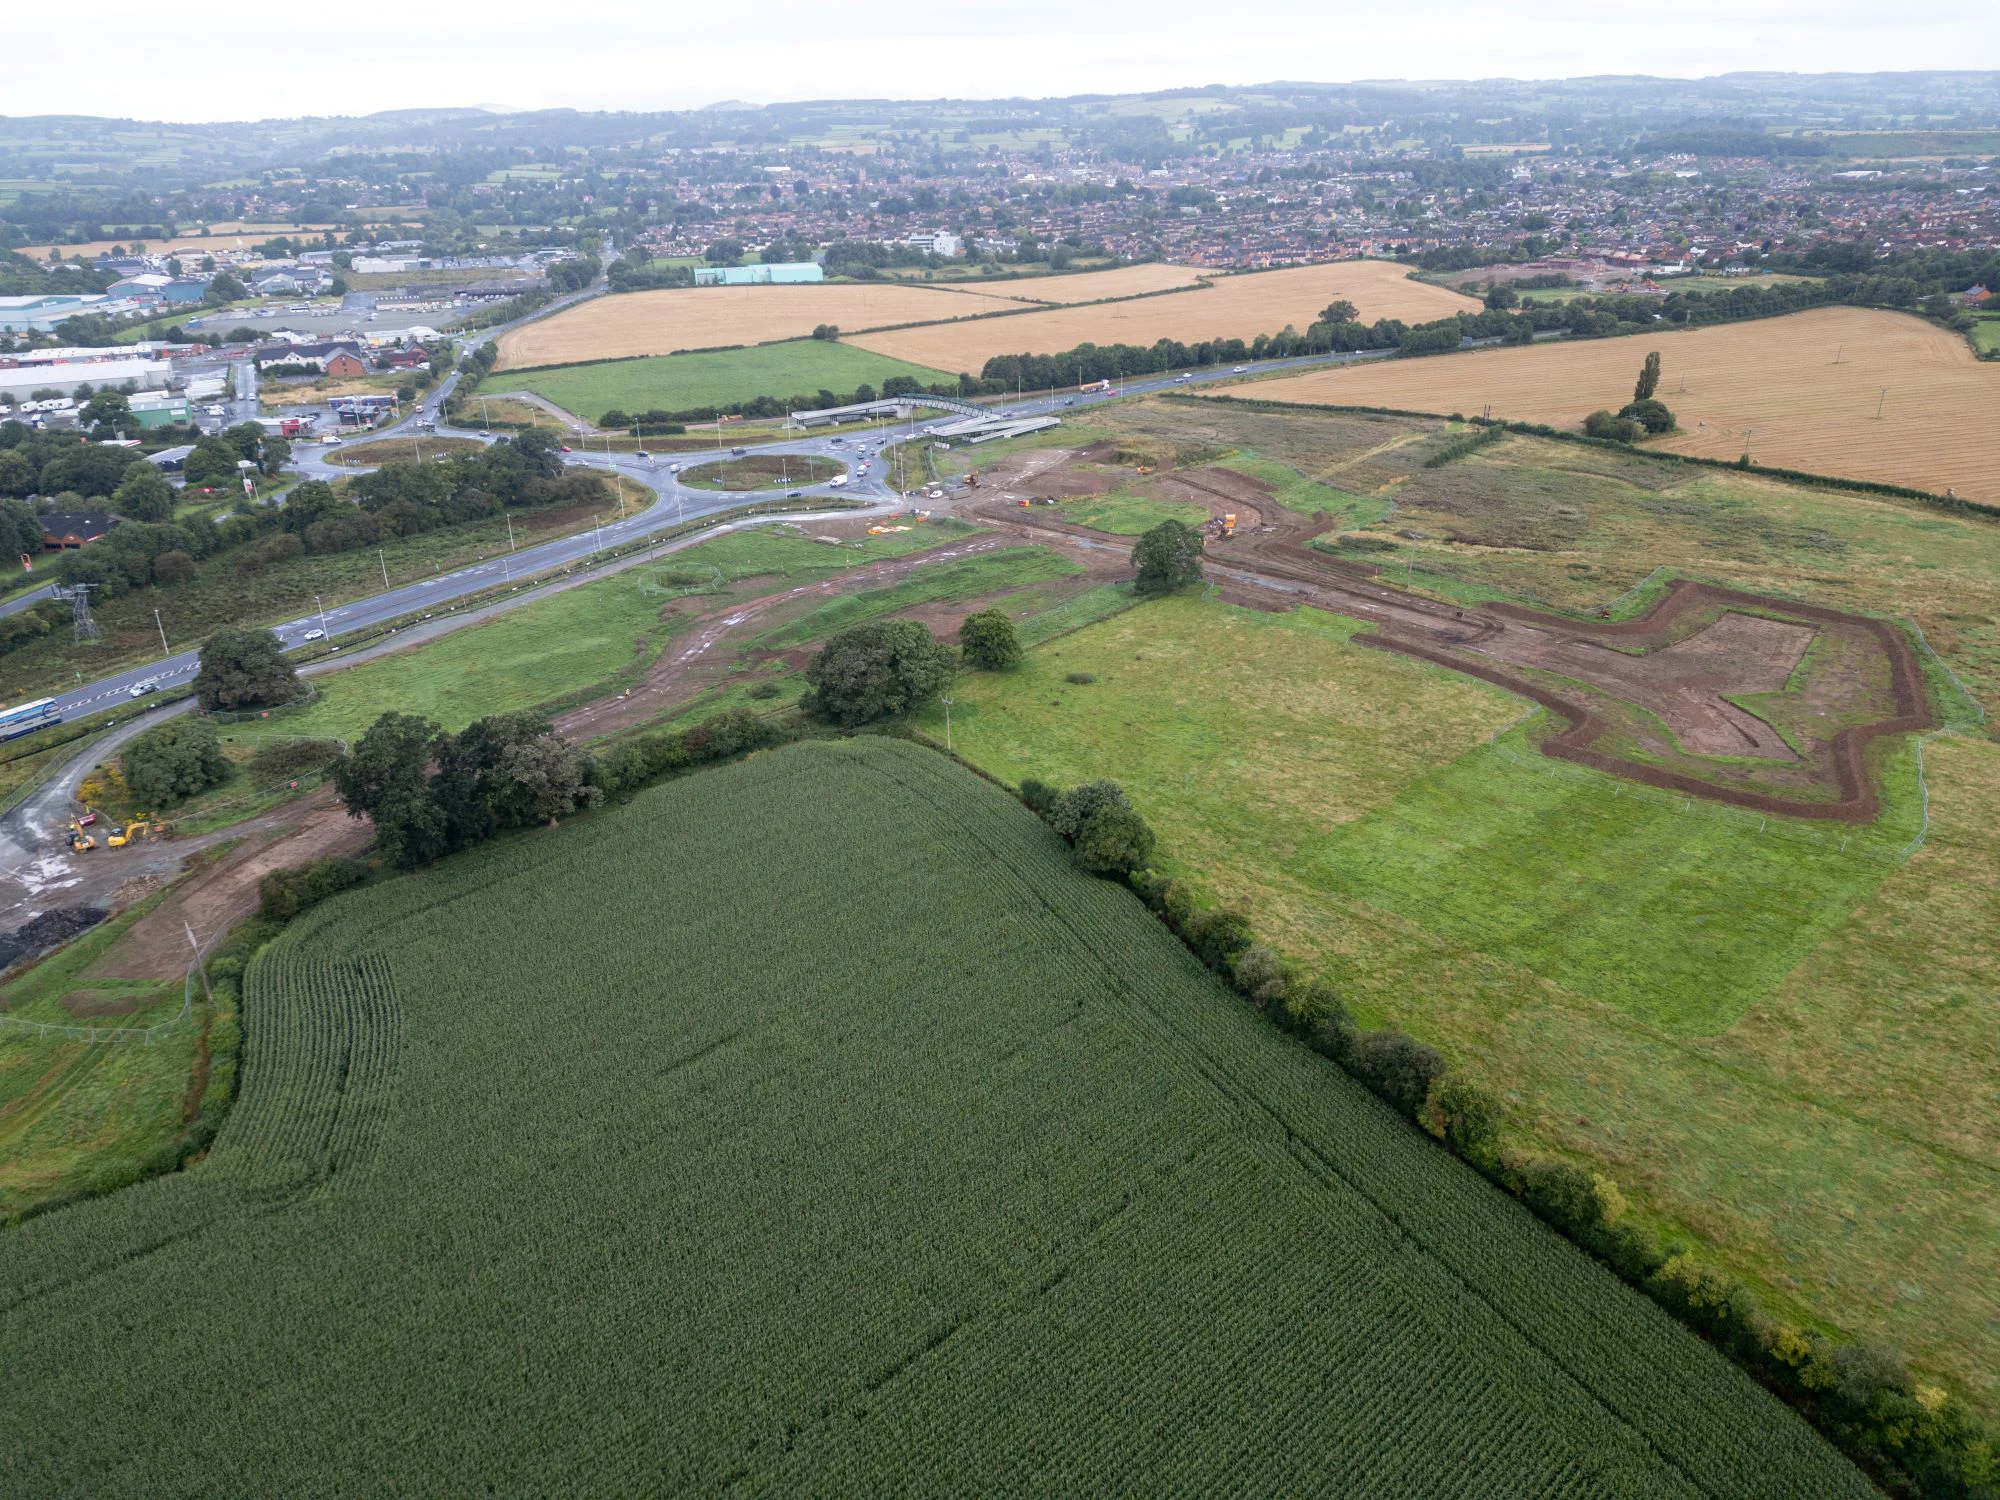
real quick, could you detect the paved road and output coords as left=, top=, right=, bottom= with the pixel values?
left=9, top=269, right=1388, bottom=726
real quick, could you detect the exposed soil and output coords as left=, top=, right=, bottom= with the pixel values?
left=964, top=446, right=1930, bottom=821
left=90, top=794, right=369, bottom=980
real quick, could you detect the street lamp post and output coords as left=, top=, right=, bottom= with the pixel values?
left=154, top=609, right=169, bottom=655
left=314, top=593, right=330, bottom=639
left=940, top=695, right=954, bottom=752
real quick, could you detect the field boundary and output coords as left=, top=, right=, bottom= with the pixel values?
left=1173, top=392, right=2000, bottom=520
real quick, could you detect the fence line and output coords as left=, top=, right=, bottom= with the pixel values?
left=0, top=954, right=197, bottom=1045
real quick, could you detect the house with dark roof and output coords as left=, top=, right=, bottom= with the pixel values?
left=39, top=512, right=119, bottom=549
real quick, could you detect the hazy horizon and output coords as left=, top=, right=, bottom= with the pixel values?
left=6, top=1, right=1998, bottom=124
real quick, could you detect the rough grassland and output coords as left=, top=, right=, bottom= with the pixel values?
left=924, top=592, right=2000, bottom=1411
left=496, top=283, right=1025, bottom=368
left=502, top=340, right=954, bottom=420
left=0, top=739, right=1865, bottom=1495
left=850, top=260, right=1480, bottom=371
left=1233, top=306, right=2000, bottom=506
left=225, top=523, right=970, bottom=745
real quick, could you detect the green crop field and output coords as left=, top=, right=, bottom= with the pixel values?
left=502, top=340, right=955, bottom=423
left=924, top=585, right=2000, bottom=1411
left=0, top=739, right=1866, bottom=1494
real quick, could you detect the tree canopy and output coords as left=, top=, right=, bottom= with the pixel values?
left=957, top=608, right=1022, bottom=672
left=802, top=620, right=958, bottom=727
left=1131, top=519, right=1206, bottom=595
left=193, top=627, right=303, bottom=711
left=120, top=716, right=232, bottom=808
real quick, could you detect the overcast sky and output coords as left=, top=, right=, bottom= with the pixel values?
left=6, top=1, right=1999, bottom=122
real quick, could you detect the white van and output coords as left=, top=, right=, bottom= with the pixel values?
left=828, top=475, right=848, bottom=488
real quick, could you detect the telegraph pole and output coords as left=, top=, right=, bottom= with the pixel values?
left=184, top=921, right=213, bottom=1005
left=379, top=547, right=390, bottom=587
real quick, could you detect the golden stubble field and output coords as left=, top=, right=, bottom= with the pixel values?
left=958, top=261, right=1215, bottom=304
left=849, top=259, right=1481, bottom=372
left=495, top=282, right=1028, bottom=368
left=1235, top=305, right=2000, bottom=505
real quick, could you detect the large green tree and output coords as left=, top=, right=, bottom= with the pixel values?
left=802, top=620, right=957, bottom=727
left=957, top=608, right=1022, bottom=671
left=193, top=627, right=303, bottom=711
left=1131, top=519, right=1205, bottom=595
left=120, top=716, right=231, bottom=808
left=332, top=711, right=449, bottom=867
left=112, top=467, right=176, bottom=523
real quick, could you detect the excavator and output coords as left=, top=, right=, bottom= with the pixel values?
left=66, top=819, right=95, bottom=852
left=106, top=814, right=169, bottom=849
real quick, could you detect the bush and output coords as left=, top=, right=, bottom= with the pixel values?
left=1050, top=779, right=1155, bottom=877
left=1182, top=907, right=1254, bottom=973
left=1348, top=1030, right=1447, bottom=1119
left=1017, top=776, right=1061, bottom=819
left=1584, top=409, right=1642, bottom=443
left=119, top=717, right=230, bottom=808
left=1519, top=1158, right=1624, bottom=1237
left=1618, top=397, right=1677, bottom=434
left=257, top=854, right=369, bottom=922
left=246, top=737, right=343, bottom=782
left=1420, top=1073, right=1503, bottom=1167
left=958, top=608, right=1022, bottom=671
left=1064, top=671, right=1096, bottom=685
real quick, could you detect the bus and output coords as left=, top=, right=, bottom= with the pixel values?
left=0, top=697, right=61, bottom=741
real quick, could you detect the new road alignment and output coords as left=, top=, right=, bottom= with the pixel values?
left=14, top=278, right=1391, bottom=724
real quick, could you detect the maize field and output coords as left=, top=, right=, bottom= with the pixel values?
left=0, top=739, right=1868, bottom=1495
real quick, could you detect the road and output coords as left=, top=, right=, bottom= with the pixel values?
left=11, top=267, right=1391, bottom=726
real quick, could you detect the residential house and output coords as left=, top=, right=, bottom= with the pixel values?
left=39, top=512, right=119, bottom=550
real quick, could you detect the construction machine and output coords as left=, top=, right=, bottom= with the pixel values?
left=66, top=820, right=95, bottom=852
left=1135, top=465, right=1154, bottom=476
left=106, top=814, right=166, bottom=849
left=1222, top=512, right=1238, bottom=538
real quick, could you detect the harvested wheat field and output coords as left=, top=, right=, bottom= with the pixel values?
left=496, top=282, right=1027, bottom=369
left=942, top=261, right=1216, bottom=304
left=1234, top=306, right=2000, bottom=505
left=849, top=260, right=1481, bottom=372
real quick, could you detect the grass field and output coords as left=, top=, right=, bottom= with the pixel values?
left=496, top=283, right=1026, bottom=368
left=220, top=522, right=975, bottom=746
left=678, top=453, right=844, bottom=490
left=1233, top=306, right=2000, bottom=506
left=322, top=435, right=484, bottom=466
left=0, top=898, right=220, bottom=1219
left=1971, top=314, right=2000, bottom=356
left=0, top=499, right=613, bottom=707
left=0, top=738, right=1867, bottom=1494
left=1051, top=492, right=1210, bottom=533
left=922, top=587, right=2000, bottom=1410
left=502, top=341, right=954, bottom=423
left=850, top=260, right=1481, bottom=372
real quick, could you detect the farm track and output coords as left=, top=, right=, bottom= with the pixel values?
left=968, top=457, right=1929, bottom=820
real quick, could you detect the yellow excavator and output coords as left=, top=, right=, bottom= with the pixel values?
left=106, top=814, right=168, bottom=849
left=66, top=819, right=95, bottom=852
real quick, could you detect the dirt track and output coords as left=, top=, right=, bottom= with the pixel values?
left=969, top=447, right=1932, bottom=822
